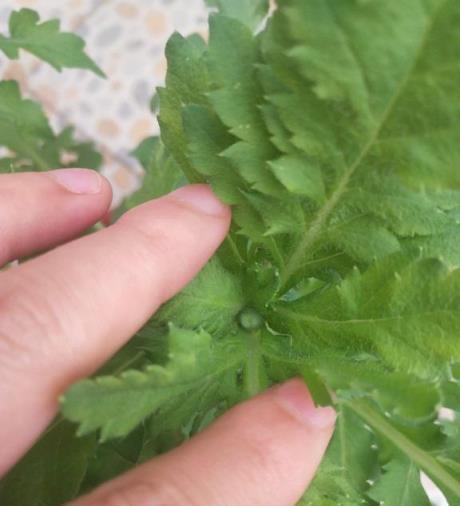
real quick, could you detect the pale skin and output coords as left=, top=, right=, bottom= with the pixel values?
left=0, top=168, right=336, bottom=505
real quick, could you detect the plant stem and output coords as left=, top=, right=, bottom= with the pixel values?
left=245, top=331, right=261, bottom=397
left=17, top=140, right=51, bottom=171
left=269, top=237, right=285, bottom=270
left=226, top=235, right=245, bottom=265
left=348, top=399, right=460, bottom=498
left=28, top=149, right=50, bottom=171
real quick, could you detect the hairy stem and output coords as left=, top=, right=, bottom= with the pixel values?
left=23, top=143, right=50, bottom=171
left=245, top=331, right=261, bottom=397
left=226, top=235, right=245, bottom=265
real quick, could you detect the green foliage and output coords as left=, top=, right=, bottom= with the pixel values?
left=0, top=9, right=103, bottom=174
left=299, top=405, right=378, bottom=505
left=0, top=81, right=102, bottom=172
left=158, top=260, right=245, bottom=337
left=0, top=421, right=96, bottom=506
left=59, top=0, right=460, bottom=502
left=0, top=8, right=103, bottom=75
left=0, top=80, right=53, bottom=170
left=368, top=456, right=431, bottom=506
left=2, top=1, right=460, bottom=504
left=122, top=136, right=184, bottom=210
left=204, top=0, right=270, bottom=31
left=61, top=325, right=246, bottom=441
left=278, top=254, right=460, bottom=375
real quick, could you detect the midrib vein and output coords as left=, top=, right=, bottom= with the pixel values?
left=339, top=408, right=349, bottom=483
left=399, top=464, right=413, bottom=505
left=278, top=307, right=453, bottom=326
left=279, top=0, right=447, bottom=291
left=277, top=307, right=403, bottom=326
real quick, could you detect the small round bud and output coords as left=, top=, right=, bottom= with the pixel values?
left=238, top=308, right=264, bottom=331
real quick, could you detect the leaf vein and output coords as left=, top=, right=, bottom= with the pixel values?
left=279, top=0, right=449, bottom=290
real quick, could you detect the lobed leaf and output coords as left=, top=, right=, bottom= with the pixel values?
left=61, top=326, right=245, bottom=441
left=0, top=421, right=96, bottom=506
left=368, top=456, right=431, bottom=506
left=0, top=8, right=103, bottom=75
left=59, top=0, right=460, bottom=502
left=204, top=0, right=270, bottom=31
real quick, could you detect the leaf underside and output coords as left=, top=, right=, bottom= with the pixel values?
left=62, top=0, right=460, bottom=502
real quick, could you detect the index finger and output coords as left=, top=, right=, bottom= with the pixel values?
left=0, top=185, right=231, bottom=475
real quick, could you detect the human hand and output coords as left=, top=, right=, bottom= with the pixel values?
left=0, top=169, right=336, bottom=505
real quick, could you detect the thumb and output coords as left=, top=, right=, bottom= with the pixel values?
left=70, top=379, right=336, bottom=506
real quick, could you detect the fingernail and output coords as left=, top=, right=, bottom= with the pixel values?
left=170, top=184, right=229, bottom=217
left=274, top=379, right=336, bottom=430
left=49, top=169, right=102, bottom=195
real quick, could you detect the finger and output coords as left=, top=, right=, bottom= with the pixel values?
left=0, top=169, right=112, bottom=265
left=0, top=185, right=231, bottom=475
left=70, top=379, right=336, bottom=506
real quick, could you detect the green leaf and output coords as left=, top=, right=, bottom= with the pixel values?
left=0, top=81, right=52, bottom=166
left=41, top=126, right=102, bottom=170
left=269, top=155, right=325, bottom=203
left=122, top=137, right=184, bottom=211
left=0, top=421, right=96, bottom=506
left=61, top=326, right=245, bottom=441
left=207, top=15, right=280, bottom=194
left=368, top=456, right=431, bottom=505
left=329, top=406, right=378, bottom=493
left=80, top=425, right=145, bottom=493
left=277, top=254, right=460, bottom=375
left=350, top=399, right=460, bottom=500
left=57, top=1, right=460, bottom=502
left=182, top=104, right=243, bottom=204
left=441, top=363, right=460, bottom=408
left=158, top=259, right=244, bottom=337
left=437, top=417, right=460, bottom=506
left=328, top=216, right=401, bottom=263
left=264, top=0, right=460, bottom=289
left=299, top=462, right=365, bottom=506
left=0, top=8, right=104, bottom=75
left=303, top=405, right=378, bottom=502
left=0, top=82, right=102, bottom=173
left=158, top=32, right=210, bottom=183
left=205, top=0, right=270, bottom=31
left=316, top=360, right=442, bottom=426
